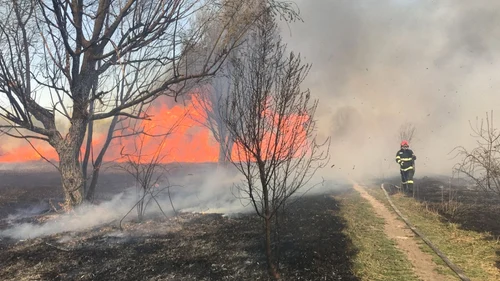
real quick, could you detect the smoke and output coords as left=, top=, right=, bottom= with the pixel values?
left=279, top=0, right=500, bottom=180
left=0, top=167, right=241, bottom=239
left=0, top=164, right=345, bottom=240
left=1, top=193, right=136, bottom=239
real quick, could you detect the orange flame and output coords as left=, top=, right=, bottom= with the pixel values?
left=231, top=106, right=310, bottom=162
left=0, top=94, right=310, bottom=164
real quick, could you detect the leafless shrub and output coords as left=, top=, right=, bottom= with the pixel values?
left=398, top=122, right=416, bottom=143
left=117, top=106, right=184, bottom=226
left=453, top=111, right=500, bottom=196
left=438, top=185, right=466, bottom=220
left=424, top=191, right=471, bottom=221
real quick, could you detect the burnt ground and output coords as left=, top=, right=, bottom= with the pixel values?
left=0, top=167, right=133, bottom=219
left=382, top=175, right=500, bottom=237
left=0, top=166, right=359, bottom=281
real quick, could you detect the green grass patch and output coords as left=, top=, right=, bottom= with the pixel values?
left=365, top=186, right=500, bottom=281
left=337, top=190, right=420, bottom=281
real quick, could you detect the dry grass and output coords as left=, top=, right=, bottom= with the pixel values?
left=366, top=186, right=500, bottom=281
left=336, top=190, right=420, bottom=281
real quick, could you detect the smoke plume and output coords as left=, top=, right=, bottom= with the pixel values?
left=280, top=0, right=500, bottom=180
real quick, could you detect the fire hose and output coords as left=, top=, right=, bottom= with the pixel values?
left=380, top=183, right=471, bottom=281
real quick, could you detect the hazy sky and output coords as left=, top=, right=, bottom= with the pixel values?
left=278, top=0, right=500, bottom=179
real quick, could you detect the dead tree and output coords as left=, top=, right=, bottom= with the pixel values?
left=222, top=10, right=329, bottom=280
left=453, top=111, right=500, bottom=196
left=398, top=122, right=416, bottom=144
left=190, top=81, right=234, bottom=164
left=0, top=0, right=297, bottom=208
left=188, top=0, right=278, bottom=165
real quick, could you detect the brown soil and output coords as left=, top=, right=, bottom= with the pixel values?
left=352, top=184, right=455, bottom=281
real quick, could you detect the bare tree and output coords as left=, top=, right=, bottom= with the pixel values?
left=398, top=122, right=416, bottom=144
left=453, top=111, right=500, bottom=196
left=0, top=0, right=297, bottom=208
left=222, top=10, right=330, bottom=280
left=188, top=0, right=277, bottom=165
left=190, top=81, right=234, bottom=164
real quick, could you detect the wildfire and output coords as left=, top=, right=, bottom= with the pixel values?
left=0, top=95, right=310, bottom=164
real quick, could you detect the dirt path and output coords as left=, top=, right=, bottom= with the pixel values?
left=351, top=184, right=456, bottom=281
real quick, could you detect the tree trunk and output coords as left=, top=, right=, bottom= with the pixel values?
left=265, top=216, right=280, bottom=280
left=84, top=115, right=119, bottom=202
left=85, top=167, right=100, bottom=202
left=218, top=140, right=232, bottom=164
left=260, top=158, right=280, bottom=280
left=226, top=138, right=234, bottom=161
left=218, top=141, right=227, bottom=163
left=54, top=111, right=88, bottom=208
left=82, top=100, right=95, bottom=197
left=273, top=206, right=283, bottom=268
left=57, top=144, right=85, bottom=207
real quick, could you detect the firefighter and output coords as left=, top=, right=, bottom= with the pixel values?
left=395, top=140, right=416, bottom=192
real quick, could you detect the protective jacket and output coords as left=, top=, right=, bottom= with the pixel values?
left=395, top=149, right=416, bottom=171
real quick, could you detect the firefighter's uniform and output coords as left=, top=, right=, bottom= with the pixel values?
left=395, top=146, right=416, bottom=191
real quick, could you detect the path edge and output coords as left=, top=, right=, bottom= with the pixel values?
left=380, top=183, right=471, bottom=281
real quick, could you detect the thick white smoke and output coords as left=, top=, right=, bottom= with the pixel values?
left=280, top=0, right=500, bottom=180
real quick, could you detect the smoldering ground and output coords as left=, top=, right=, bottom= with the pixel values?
left=0, top=164, right=341, bottom=240
left=0, top=165, right=243, bottom=240
left=281, top=0, right=500, bottom=180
